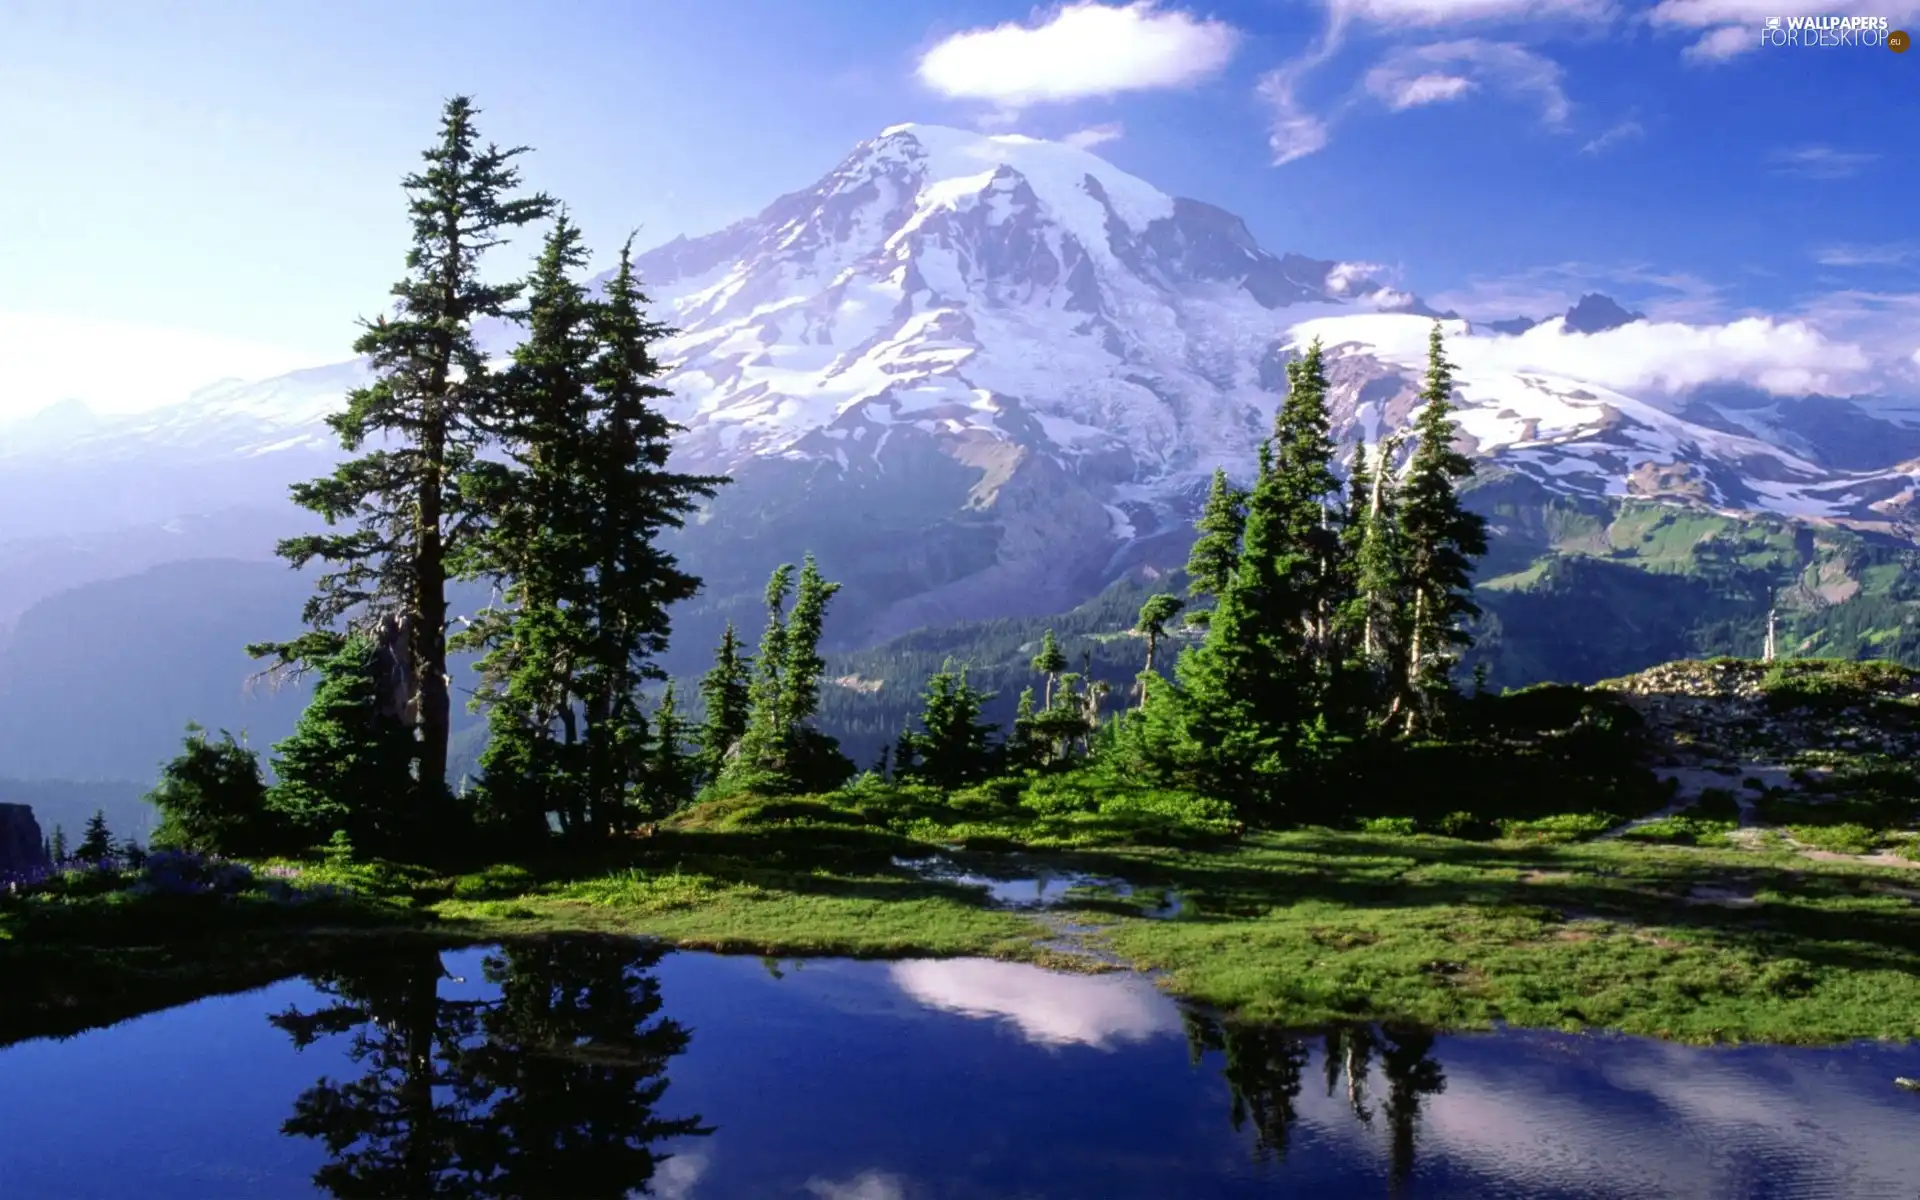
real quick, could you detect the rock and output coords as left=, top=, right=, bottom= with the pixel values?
left=0, top=803, right=49, bottom=875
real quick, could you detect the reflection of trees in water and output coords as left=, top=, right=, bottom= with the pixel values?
left=271, top=935, right=712, bottom=1199
left=1185, top=1013, right=1446, bottom=1187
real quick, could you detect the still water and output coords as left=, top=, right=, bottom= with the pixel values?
left=2, top=937, right=1918, bottom=1199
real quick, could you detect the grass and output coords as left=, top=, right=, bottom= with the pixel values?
left=1094, top=828, right=1920, bottom=1044
left=14, top=773, right=1920, bottom=1049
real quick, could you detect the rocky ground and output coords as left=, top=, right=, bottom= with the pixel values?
left=1593, top=658, right=1920, bottom=865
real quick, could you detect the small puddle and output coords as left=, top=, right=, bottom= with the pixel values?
left=892, top=855, right=1183, bottom=919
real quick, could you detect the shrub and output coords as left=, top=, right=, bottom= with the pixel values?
left=1498, top=812, right=1619, bottom=843
left=1360, top=816, right=1418, bottom=836
left=1787, top=823, right=1878, bottom=855
left=1430, top=810, right=1495, bottom=839
left=146, top=725, right=283, bottom=857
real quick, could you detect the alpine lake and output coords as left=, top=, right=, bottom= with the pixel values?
left=7, top=857, right=1920, bottom=1200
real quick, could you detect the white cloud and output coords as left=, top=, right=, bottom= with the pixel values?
left=1327, top=261, right=1392, bottom=295
left=1062, top=122, right=1126, bottom=149
left=889, top=958, right=1180, bottom=1048
left=1581, top=118, right=1644, bottom=154
left=1363, top=40, right=1570, bottom=124
left=805, top=1171, right=909, bottom=1200
left=1650, top=0, right=1920, bottom=60
left=0, top=310, right=324, bottom=423
left=917, top=2, right=1239, bottom=107
left=1814, top=242, right=1916, bottom=268
left=1372, top=70, right=1478, bottom=108
left=1292, top=309, right=1876, bottom=396
left=653, top=1150, right=710, bottom=1200
left=1768, top=145, right=1879, bottom=179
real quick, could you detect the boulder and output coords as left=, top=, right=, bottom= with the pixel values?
left=0, top=803, right=50, bottom=875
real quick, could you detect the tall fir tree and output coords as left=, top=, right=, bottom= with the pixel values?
left=252, top=96, right=555, bottom=813
left=1140, top=341, right=1345, bottom=812
left=458, top=222, right=724, bottom=840
left=574, top=238, right=726, bottom=827
left=1398, top=325, right=1489, bottom=726
left=694, top=623, right=752, bottom=787
left=455, top=213, right=598, bottom=839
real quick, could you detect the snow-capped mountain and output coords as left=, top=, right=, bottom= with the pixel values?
left=7, top=122, right=1920, bottom=636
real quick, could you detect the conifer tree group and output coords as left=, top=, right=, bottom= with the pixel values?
left=143, top=96, right=1487, bottom=858
left=1134, top=326, right=1488, bottom=816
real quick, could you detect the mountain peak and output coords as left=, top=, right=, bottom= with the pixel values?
left=1563, top=293, right=1647, bottom=334
left=852, top=122, right=1175, bottom=235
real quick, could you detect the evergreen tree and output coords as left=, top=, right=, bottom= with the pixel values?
left=1005, top=687, right=1043, bottom=772
left=1253, top=339, right=1343, bottom=681
left=891, top=724, right=920, bottom=780
left=456, top=213, right=603, bottom=838
left=1154, top=340, right=1343, bottom=810
left=458, top=222, right=724, bottom=840
left=252, top=96, right=555, bottom=811
left=1186, top=468, right=1248, bottom=603
left=732, top=564, right=794, bottom=780
left=1030, top=629, right=1067, bottom=710
left=1340, top=433, right=1411, bottom=729
left=726, top=556, right=854, bottom=793
left=694, top=623, right=752, bottom=787
left=1398, top=325, right=1489, bottom=726
left=640, top=684, right=696, bottom=818
left=575, top=239, right=725, bottom=825
left=77, top=809, right=114, bottom=861
left=48, top=825, right=66, bottom=863
left=270, top=636, right=419, bottom=854
left=1133, top=593, right=1186, bottom=706
left=897, top=661, right=997, bottom=790
left=147, top=724, right=279, bottom=856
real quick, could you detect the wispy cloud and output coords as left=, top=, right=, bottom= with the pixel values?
left=917, top=2, right=1239, bottom=107
left=1813, top=242, right=1916, bottom=268
left=1062, top=122, right=1126, bottom=149
left=1768, top=144, right=1879, bottom=180
left=1363, top=40, right=1570, bottom=123
left=1581, top=117, right=1643, bottom=154
left=1258, top=0, right=1593, bottom=167
left=805, top=1171, right=909, bottom=1200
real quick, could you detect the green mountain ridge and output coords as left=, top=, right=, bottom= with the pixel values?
left=2, top=476, right=1916, bottom=789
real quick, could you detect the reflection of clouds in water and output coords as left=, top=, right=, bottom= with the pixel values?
left=1299, top=1034, right=1920, bottom=1197
left=805, top=1169, right=909, bottom=1200
left=888, top=958, right=1180, bottom=1049
left=648, top=1148, right=709, bottom=1200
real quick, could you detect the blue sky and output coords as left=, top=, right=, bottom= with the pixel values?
left=0, top=0, right=1913, bottom=416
